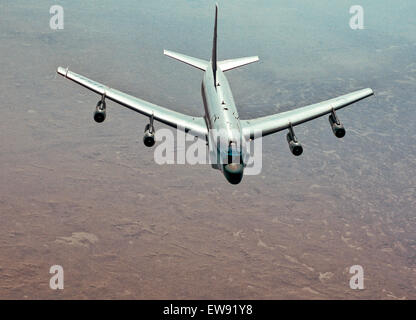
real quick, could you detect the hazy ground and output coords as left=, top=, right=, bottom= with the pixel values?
left=0, top=0, right=415, bottom=299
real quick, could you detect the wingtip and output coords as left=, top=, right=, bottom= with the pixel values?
left=57, top=66, right=70, bottom=78
left=56, top=66, right=66, bottom=75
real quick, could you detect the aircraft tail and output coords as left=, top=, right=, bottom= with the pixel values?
left=212, top=4, right=218, bottom=86
left=164, top=4, right=258, bottom=76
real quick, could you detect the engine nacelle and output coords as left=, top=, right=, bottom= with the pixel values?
left=94, top=100, right=106, bottom=123
left=286, top=131, right=303, bottom=156
left=329, top=113, right=346, bottom=138
left=143, top=123, right=155, bottom=147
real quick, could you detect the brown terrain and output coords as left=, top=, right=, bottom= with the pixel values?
left=0, top=1, right=415, bottom=299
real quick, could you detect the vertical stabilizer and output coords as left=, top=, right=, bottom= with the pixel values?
left=212, top=4, right=218, bottom=87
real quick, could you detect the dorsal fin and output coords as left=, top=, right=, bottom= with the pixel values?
left=212, top=4, right=218, bottom=88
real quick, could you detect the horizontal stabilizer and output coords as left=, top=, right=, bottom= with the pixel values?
left=164, top=50, right=209, bottom=71
left=218, top=56, right=259, bottom=72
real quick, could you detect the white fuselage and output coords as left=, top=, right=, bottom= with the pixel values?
left=201, top=65, right=245, bottom=184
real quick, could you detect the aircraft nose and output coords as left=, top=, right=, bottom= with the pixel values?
left=223, top=163, right=244, bottom=184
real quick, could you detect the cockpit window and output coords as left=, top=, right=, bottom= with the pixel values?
left=227, top=142, right=242, bottom=164
left=216, top=141, right=243, bottom=165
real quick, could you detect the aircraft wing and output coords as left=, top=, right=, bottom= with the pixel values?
left=56, top=67, right=208, bottom=138
left=241, top=88, right=374, bottom=139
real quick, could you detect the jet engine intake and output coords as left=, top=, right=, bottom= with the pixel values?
left=94, top=99, right=106, bottom=123
left=286, top=125, right=303, bottom=156
left=329, top=110, right=346, bottom=138
left=143, top=123, right=155, bottom=147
